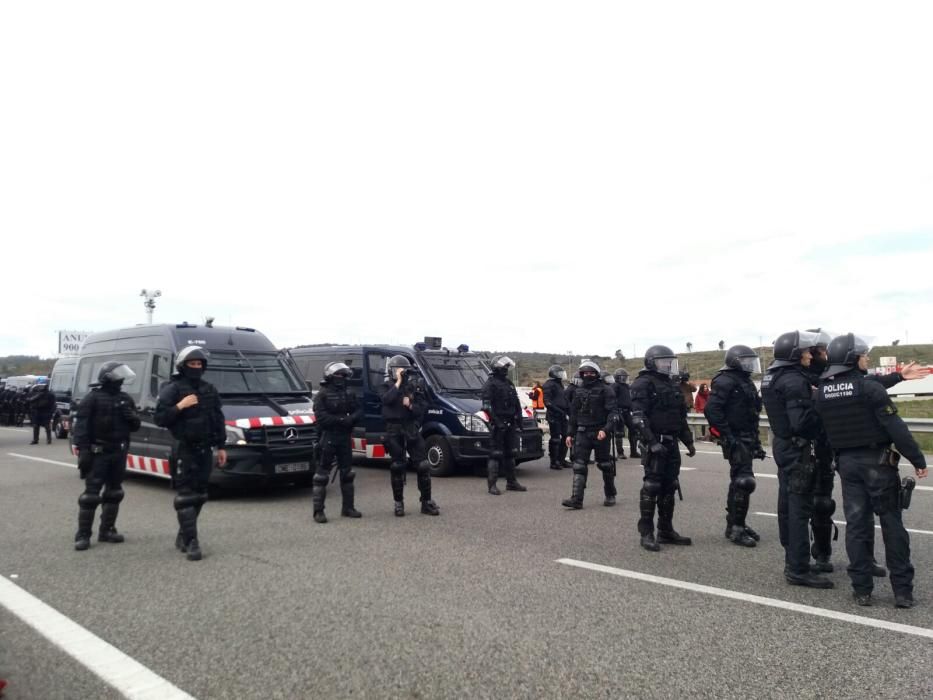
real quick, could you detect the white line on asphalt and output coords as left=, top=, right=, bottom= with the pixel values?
left=557, top=558, right=933, bottom=640
left=0, top=427, right=29, bottom=432
left=681, top=467, right=697, bottom=471
left=8, top=453, right=76, bottom=469
left=753, top=512, right=933, bottom=536
left=0, top=576, right=196, bottom=699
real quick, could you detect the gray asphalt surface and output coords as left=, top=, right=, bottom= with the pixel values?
left=1, top=425, right=932, bottom=699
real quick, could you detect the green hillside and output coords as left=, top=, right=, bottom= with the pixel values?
left=0, top=356, right=55, bottom=378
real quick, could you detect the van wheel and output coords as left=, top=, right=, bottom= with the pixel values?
left=54, top=418, right=67, bottom=439
left=425, top=435, right=454, bottom=477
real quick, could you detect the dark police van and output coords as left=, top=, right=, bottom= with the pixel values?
left=289, top=338, right=544, bottom=476
left=71, top=323, right=316, bottom=488
left=49, top=356, right=78, bottom=438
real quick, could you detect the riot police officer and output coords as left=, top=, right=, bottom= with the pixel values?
left=382, top=355, right=440, bottom=517
left=28, top=379, right=56, bottom=444
left=481, top=356, right=527, bottom=495
left=760, top=330, right=832, bottom=587
left=311, top=362, right=363, bottom=523
left=562, top=361, right=617, bottom=509
left=155, top=346, right=227, bottom=561
left=543, top=364, right=570, bottom=469
left=613, top=368, right=636, bottom=459
left=816, top=334, right=928, bottom=607
left=630, top=345, right=696, bottom=551
left=73, top=362, right=140, bottom=551
left=704, top=345, right=766, bottom=548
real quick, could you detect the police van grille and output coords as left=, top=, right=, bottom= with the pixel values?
left=267, top=425, right=316, bottom=446
left=245, top=426, right=316, bottom=446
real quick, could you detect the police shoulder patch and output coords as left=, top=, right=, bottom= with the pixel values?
left=882, top=402, right=898, bottom=416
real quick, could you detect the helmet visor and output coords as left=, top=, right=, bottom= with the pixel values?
left=737, top=356, right=761, bottom=374
left=796, top=330, right=821, bottom=350
left=555, top=369, right=567, bottom=381
left=495, top=356, right=515, bottom=370
left=603, top=373, right=615, bottom=384
left=654, top=357, right=679, bottom=376
left=109, top=364, right=137, bottom=383
left=806, top=328, right=836, bottom=349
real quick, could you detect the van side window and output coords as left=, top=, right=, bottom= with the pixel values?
left=367, top=352, right=393, bottom=390
left=73, top=353, right=149, bottom=403
left=150, top=354, right=172, bottom=397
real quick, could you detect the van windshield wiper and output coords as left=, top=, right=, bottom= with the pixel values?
left=236, top=351, right=288, bottom=417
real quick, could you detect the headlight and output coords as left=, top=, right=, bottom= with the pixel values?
left=457, top=412, right=489, bottom=433
left=225, top=426, right=247, bottom=446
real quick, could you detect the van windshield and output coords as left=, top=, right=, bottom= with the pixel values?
left=203, top=352, right=306, bottom=394
left=419, top=354, right=490, bottom=392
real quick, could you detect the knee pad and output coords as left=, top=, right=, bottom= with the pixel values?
left=490, top=449, right=504, bottom=460
left=572, top=461, right=588, bottom=476
left=196, top=491, right=209, bottom=506
left=813, top=495, right=835, bottom=517
left=416, top=460, right=430, bottom=476
left=664, top=479, right=680, bottom=496
left=101, top=487, right=125, bottom=504
left=78, top=492, right=101, bottom=509
left=312, top=473, right=329, bottom=487
left=733, top=475, right=757, bottom=495
left=390, top=461, right=407, bottom=475
left=642, top=479, right=662, bottom=497
left=597, top=461, right=615, bottom=475
left=340, top=469, right=356, bottom=484
left=174, top=493, right=200, bottom=511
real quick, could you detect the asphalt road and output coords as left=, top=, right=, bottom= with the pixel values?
left=1, top=425, right=932, bottom=699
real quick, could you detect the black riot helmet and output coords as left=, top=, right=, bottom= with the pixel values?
left=175, top=345, right=207, bottom=374
left=723, top=345, right=761, bottom=374
left=97, top=361, right=136, bottom=390
left=822, top=333, right=871, bottom=377
left=386, top=355, right=412, bottom=378
left=548, top=364, right=567, bottom=381
left=644, top=345, right=679, bottom=376
left=323, top=361, right=353, bottom=383
left=804, top=328, right=835, bottom=374
left=770, top=330, right=821, bottom=367
left=578, top=360, right=600, bottom=384
left=613, top=368, right=629, bottom=384
left=491, top=355, right=515, bottom=377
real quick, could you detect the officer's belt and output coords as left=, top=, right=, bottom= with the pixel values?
left=836, top=443, right=890, bottom=453
left=657, top=434, right=677, bottom=443
left=92, top=441, right=128, bottom=453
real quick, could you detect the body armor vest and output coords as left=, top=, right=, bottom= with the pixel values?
left=816, top=372, right=890, bottom=449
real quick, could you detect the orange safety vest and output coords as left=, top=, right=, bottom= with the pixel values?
left=531, top=386, right=545, bottom=410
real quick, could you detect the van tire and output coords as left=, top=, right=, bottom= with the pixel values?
left=425, top=435, right=454, bottom=477
left=53, top=417, right=68, bottom=439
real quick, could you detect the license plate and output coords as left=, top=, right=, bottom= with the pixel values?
left=275, top=462, right=309, bottom=474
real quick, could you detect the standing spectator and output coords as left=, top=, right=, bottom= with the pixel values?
left=694, top=384, right=710, bottom=414
left=678, top=372, right=697, bottom=411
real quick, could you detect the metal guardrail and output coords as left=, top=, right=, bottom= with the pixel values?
left=686, top=413, right=933, bottom=444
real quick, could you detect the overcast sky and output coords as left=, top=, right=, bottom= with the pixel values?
left=2, top=2, right=931, bottom=361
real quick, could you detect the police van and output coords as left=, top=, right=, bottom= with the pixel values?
left=289, top=338, right=544, bottom=476
left=71, top=323, right=317, bottom=488
left=50, top=356, right=78, bottom=438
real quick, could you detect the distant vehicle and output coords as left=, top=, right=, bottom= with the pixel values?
left=3, top=375, right=43, bottom=391
left=49, top=356, right=78, bottom=438
left=71, top=323, right=316, bottom=489
left=289, top=337, right=544, bottom=476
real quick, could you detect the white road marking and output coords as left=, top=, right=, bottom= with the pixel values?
left=0, top=576, right=196, bottom=699
left=680, top=467, right=697, bottom=471
left=0, top=427, right=29, bottom=432
left=8, top=453, right=76, bottom=469
left=743, top=472, right=933, bottom=492
left=557, top=558, right=933, bottom=640
left=754, top=512, right=933, bottom=536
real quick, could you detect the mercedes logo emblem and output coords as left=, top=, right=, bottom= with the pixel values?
left=284, top=427, right=298, bottom=443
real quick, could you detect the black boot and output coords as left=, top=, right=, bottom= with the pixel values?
left=657, top=494, right=692, bottom=545
left=785, top=571, right=834, bottom=588
left=503, top=459, right=526, bottom=492
left=561, top=471, right=586, bottom=509
left=341, top=481, right=362, bottom=518
left=98, top=503, right=124, bottom=543
left=727, top=525, right=757, bottom=547
left=811, top=521, right=834, bottom=572
left=638, top=489, right=659, bottom=551
left=417, top=470, right=439, bottom=515
left=312, top=475, right=327, bottom=523
left=601, top=467, right=617, bottom=507
left=728, top=487, right=754, bottom=547
left=176, top=506, right=201, bottom=560
left=487, top=459, right=501, bottom=495
left=75, top=494, right=98, bottom=551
